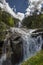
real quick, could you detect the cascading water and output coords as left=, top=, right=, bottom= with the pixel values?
left=10, top=28, right=43, bottom=62
left=22, top=35, right=43, bottom=61
left=0, top=41, right=6, bottom=65
left=0, top=27, right=43, bottom=65
left=0, top=19, right=43, bottom=65
left=0, top=0, right=43, bottom=65
left=18, top=21, right=22, bottom=28
left=0, top=36, right=12, bottom=65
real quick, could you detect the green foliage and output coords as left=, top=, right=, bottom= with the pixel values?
left=1, top=11, right=14, bottom=27
left=0, top=22, right=7, bottom=41
left=22, top=14, right=43, bottom=29
left=0, top=9, right=19, bottom=27
left=0, top=9, right=19, bottom=41
left=21, top=50, right=43, bottom=65
left=6, top=16, right=14, bottom=27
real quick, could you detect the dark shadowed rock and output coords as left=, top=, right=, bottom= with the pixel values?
left=42, top=44, right=43, bottom=49
left=10, top=32, right=23, bottom=65
left=0, top=29, right=23, bottom=65
left=0, top=41, right=4, bottom=58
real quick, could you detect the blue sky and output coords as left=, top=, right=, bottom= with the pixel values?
left=0, top=0, right=43, bottom=20
left=6, top=0, right=28, bottom=13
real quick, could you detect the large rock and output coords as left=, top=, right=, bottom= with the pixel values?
left=10, top=32, right=23, bottom=65
left=0, top=30, right=23, bottom=65
left=0, top=41, right=4, bottom=58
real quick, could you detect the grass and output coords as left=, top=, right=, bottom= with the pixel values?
left=21, top=50, right=43, bottom=65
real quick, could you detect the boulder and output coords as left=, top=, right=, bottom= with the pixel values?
left=0, top=30, right=23, bottom=65
left=0, top=41, right=4, bottom=58
left=42, top=44, right=43, bottom=49
left=10, top=32, right=23, bottom=65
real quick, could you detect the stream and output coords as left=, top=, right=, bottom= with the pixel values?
left=0, top=22, right=43, bottom=65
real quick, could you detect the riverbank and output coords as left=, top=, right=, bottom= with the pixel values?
left=21, top=50, right=43, bottom=65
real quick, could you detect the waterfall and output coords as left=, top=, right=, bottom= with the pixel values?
left=0, top=54, right=6, bottom=65
left=0, top=36, right=12, bottom=65
left=22, top=35, right=42, bottom=61
left=18, top=21, right=22, bottom=28
left=10, top=28, right=43, bottom=61
left=0, top=27, right=43, bottom=65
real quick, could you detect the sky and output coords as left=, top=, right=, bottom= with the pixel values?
left=0, top=0, right=43, bottom=20
left=6, top=0, right=28, bottom=13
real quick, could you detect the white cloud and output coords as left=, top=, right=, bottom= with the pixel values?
left=25, top=8, right=31, bottom=17
left=0, top=0, right=25, bottom=21
left=0, top=0, right=5, bottom=3
left=17, top=12, right=25, bottom=21
left=13, top=5, right=16, bottom=12
left=0, top=3, right=3, bottom=8
left=0, top=0, right=18, bottom=19
left=0, top=0, right=43, bottom=20
left=25, top=0, right=43, bottom=17
left=3, top=3, right=17, bottom=18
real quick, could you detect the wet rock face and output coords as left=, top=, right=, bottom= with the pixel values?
left=41, top=34, right=43, bottom=50
left=10, top=32, right=23, bottom=64
left=0, top=30, right=23, bottom=65
left=0, top=41, right=4, bottom=58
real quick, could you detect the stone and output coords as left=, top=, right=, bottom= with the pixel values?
left=0, top=29, right=23, bottom=65
left=42, top=44, right=43, bottom=49
left=10, top=32, right=23, bottom=65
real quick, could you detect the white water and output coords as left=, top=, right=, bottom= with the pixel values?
left=18, top=21, right=22, bottom=28
left=10, top=27, right=43, bottom=61
left=10, top=27, right=36, bottom=35
left=22, top=35, right=42, bottom=60
left=0, top=27, right=43, bottom=65
left=0, top=54, right=6, bottom=65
